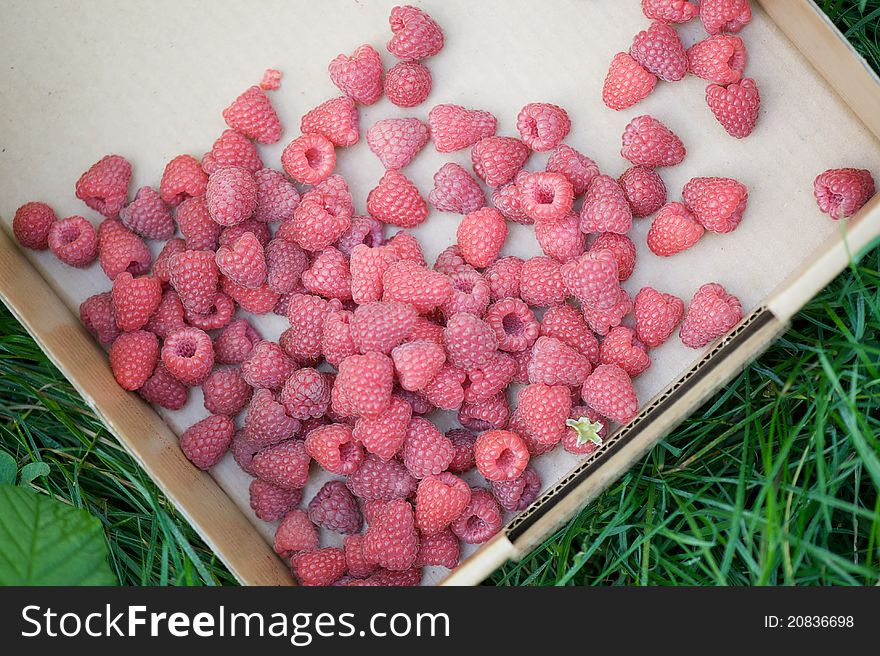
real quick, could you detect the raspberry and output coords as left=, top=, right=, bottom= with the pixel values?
left=138, top=363, right=189, bottom=411
left=205, top=166, right=258, bottom=227
left=700, top=0, right=752, bottom=35
left=352, top=395, right=412, bottom=459
left=680, top=282, right=743, bottom=348
left=202, top=368, right=252, bottom=416
left=335, top=352, right=394, bottom=419
left=420, top=364, right=467, bottom=410
left=291, top=548, right=346, bottom=586
left=582, top=289, right=633, bottom=336
left=561, top=249, right=620, bottom=310
left=600, top=327, right=652, bottom=377
left=281, top=133, right=336, bottom=186
left=147, top=241, right=180, bottom=287
left=482, top=298, right=538, bottom=353
left=623, top=117, right=686, bottom=170
left=414, top=472, right=470, bottom=535
left=241, top=340, right=295, bottom=390
left=516, top=103, right=571, bottom=151
left=451, top=488, right=501, bottom=544
left=344, top=534, right=379, bottom=578
left=219, top=277, right=277, bottom=315
left=618, top=166, right=667, bottom=218
left=202, top=129, right=263, bottom=175
left=384, top=60, right=432, bottom=107
left=580, top=175, right=633, bottom=234
left=285, top=196, right=351, bottom=253
left=301, top=97, right=360, bottom=149
left=473, top=429, right=529, bottom=482
left=321, top=309, right=357, bottom=367
left=144, top=290, right=185, bottom=339
left=459, top=392, right=510, bottom=431
left=367, top=117, right=429, bottom=170
left=367, top=170, right=428, bottom=229
left=631, top=20, right=688, bottom=82
left=111, top=186, right=167, bottom=243
left=301, top=247, right=352, bottom=300
left=161, top=327, right=214, bottom=386
left=213, top=319, right=260, bottom=365
left=13, top=202, right=56, bottom=250
left=350, top=301, right=416, bottom=355
left=582, top=364, right=639, bottom=424
left=706, top=77, right=761, bottom=139
left=387, top=5, right=444, bottom=60
left=642, top=0, right=700, bottom=23
left=813, top=168, right=876, bottom=219
left=172, top=197, right=216, bottom=250
left=517, top=383, right=572, bottom=445
left=634, top=286, right=685, bottom=348
left=363, top=499, right=419, bottom=571
left=442, top=267, right=491, bottom=317
left=484, top=256, right=523, bottom=302
left=111, top=272, right=161, bottom=332
left=682, top=177, right=748, bottom=233
left=391, top=340, right=446, bottom=392
left=471, top=136, right=530, bottom=187
left=429, top=162, right=485, bottom=214
left=463, top=354, right=516, bottom=404
left=406, top=317, right=444, bottom=344
left=382, top=260, right=453, bottom=313
left=285, top=294, right=338, bottom=363
left=328, top=44, right=384, bottom=105
left=179, top=415, right=234, bottom=470
left=512, top=410, right=557, bottom=456
left=492, top=467, right=541, bottom=512
left=519, top=172, right=574, bottom=223
left=433, top=244, right=469, bottom=274
left=260, top=68, right=282, bottom=91
left=535, top=212, right=585, bottom=262
left=519, top=256, right=566, bottom=307
left=249, top=479, right=301, bottom=522
left=647, top=201, right=704, bottom=256
left=262, top=239, right=305, bottom=295
left=590, top=233, right=636, bottom=282
left=185, top=292, right=235, bottom=331
left=222, top=85, right=282, bottom=144
left=445, top=428, right=476, bottom=474
left=562, top=406, right=607, bottom=455
left=385, top=230, right=425, bottom=264
left=47, top=216, right=98, bottom=267
left=308, top=480, right=362, bottom=535
left=688, top=35, right=747, bottom=84
left=231, top=430, right=258, bottom=474
left=280, top=368, right=331, bottom=419
left=109, top=330, right=158, bottom=391
left=213, top=232, right=265, bottom=290
left=429, top=104, right=497, bottom=152
left=540, top=304, right=600, bottom=364
left=457, top=207, right=507, bottom=268
left=528, top=336, right=592, bottom=387
left=416, top=529, right=460, bottom=569
left=252, top=438, right=310, bottom=490
left=168, top=250, right=218, bottom=314
left=402, top=417, right=454, bottom=478
left=274, top=509, right=319, bottom=558
left=75, top=155, right=131, bottom=218
left=252, top=168, right=299, bottom=223
left=603, top=52, right=657, bottom=111
left=219, top=219, right=270, bottom=249
left=305, top=423, right=363, bottom=475
left=443, top=313, right=498, bottom=371
left=98, top=222, right=151, bottom=280
left=491, top=172, right=532, bottom=225
left=80, top=292, right=119, bottom=346
left=335, top=216, right=382, bottom=258
left=347, top=454, right=417, bottom=500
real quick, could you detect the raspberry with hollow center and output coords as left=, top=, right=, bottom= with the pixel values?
left=484, top=298, right=539, bottom=353
left=518, top=172, right=574, bottom=222
left=516, top=102, right=571, bottom=151
left=162, top=327, right=215, bottom=386
left=281, top=133, right=336, bottom=185
left=450, top=488, right=501, bottom=544
left=48, top=216, right=98, bottom=268
left=474, top=429, right=530, bottom=482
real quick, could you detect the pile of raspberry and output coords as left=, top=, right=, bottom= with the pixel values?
left=9, top=1, right=876, bottom=586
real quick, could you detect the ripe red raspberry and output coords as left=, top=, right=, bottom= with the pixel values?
left=75, top=155, right=131, bottom=218
left=13, top=202, right=56, bottom=250
left=98, top=221, right=151, bottom=280
left=535, top=212, right=585, bottom=262
left=706, top=77, right=760, bottom=139
left=173, top=197, right=217, bottom=250
left=144, top=290, right=185, bottom=339
left=213, top=318, right=260, bottom=365
left=308, top=480, right=362, bottom=535
left=528, top=335, right=592, bottom=387
left=483, top=256, right=523, bottom=302
left=442, top=266, right=491, bottom=317
left=621, top=115, right=686, bottom=168
left=385, top=230, right=425, bottom=264
left=138, top=363, right=188, bottom=411
left=384, top=60, right=432, bottom=107
left=474, top=429, right=529, bottom=482
left=590, top=233, right=636, bottom=282
left=603, top=52, right=657, bottom=111
left=301, top=247, right=352, bottom=300
left=299, top=102, right=359, bottom=158
left=337, top=215, right=384, bottom=257
left=562, top=406, right=607, bottom=455
left=149, top=239, right=183, bottom=287
left=382, top=260, right=453, bottom=313
left=219, top=219, right=270, bottom=249
left=281, top=133, right=336, bottom=186
left=688, top=35, right=747, bottom=84
left=464, top=354, right=516, bottom=404
left=401, top=417, right=454, bottom=478
left=220, top=276, right=279, bottom=315
left=159, top=154, right=207, bottom=207
left=547, top=150, right=597, bottom=204
left=344, top=534, right=379, bottom=578
left=274, top=509, right=319, bottom=558
left=443, top=313, right=498, bottom=370
left=253, top=168, right=300, bottom=223
left=491, top=172, right=532, bottom=225
left=433, top=244, right=469, bottom=274
left=483, top=298, right=539, bottom=353
left=680, top=282, right=743, bottom=348
left=80, top=292, right=119, bottom=346
left=416, top=529, right=460, bottom=569
left=230, top=429, right=258, bottom=474
left=222, top=85, right=282, bottom=145
left=387, top=5, right=444, bottom=60
left=429, top=162, right=485, bottom=214
left=252, top=438, right=310, bottom=490
left=184, top=292, right=235, bottom=331
left=642, top=0, right=700, bottom=23
left=205, top=166, right=258, bottom=227
left=630, top=20, right=688, bottom=82
left=111, top=272, right=162, bottom=332
left=291, top=548, right=346, bottom=586
left=492, top=466, right=541, bottom=512
left=420, top=364, right=467, bottom=410
left=451, top=488, right=501, bottom=544
left=109, top=330, right=158, bottom=391
left=580, top=175, right=633, bottom=234
left=600, top=327, right=652, bottom=377
left=168, top=250, right=218, bottom=314
left=285, top=196, right=351, bottom=253
left=405, top=317, right=444, bottom=344
left=682, top=177, right=748, bottom=233
left=304, top=423, right=363, bottom=475
left=241, top=340, right=294, bottom=390
left=540, top=304, right=600, bottom=364
left=280, top=367, right=331, bottom=419
left=202, top=129, right=263, bottom=175
left=320, top=310, right=356, bottom=368
left=457, top=207, right=507, bottom=268
left=517, top=383, right=572, bottom=445
left=366, top=170, right=428, bottom=229
left=363, top=499, right=419, bottom=571
left=446, top=428, right=476, bottom=474
left=161, top=327, right=214, bottom=386
left=118, top=186, right=172, bottom=240
left=618, top=166, right=667, bottom=218
left=350, top=301, right=416, bottom=355
left=634, top=286, right=685, bottom=348
left=335, top=352, right=394, bottom=419
left=459, top=392, right=510, bottom=431
left=519, top=172, right=575, bottom=223
left=328, top=44, right=383, bottom=105
left=263, top=238, right=306, bottom=295
left=391, top=340, right=446, bottom=392
left=284, top=294, right=338, bottom=363
left=561, top=249, right=620, bottom=310
left=214, top=231, right=265, bottom=290
left=519, top=256, right=566, bottom=307
left=47, top=216, right=98, bottom=267
left=202, top=368, right=252, bottom=416
left=366, top=117, right=429, bottom=170
left=647, top=201, right=704, bottom=256
left=429, top=103, right=497, bottom=152
left=516, top=103, right=571, bottom=151
left=582, top=364, right=639, bottom=424
left=813, top=168, right=875, bottom=219
left=415, top=472, right=470, bottom=535
left=249, top=479, right=301, bottom=522
left=352, top=395, right=412, bottom=459
left=700, top=0, right=752, bottom=35
left=471, top=136, right=530, bottom=187
left=583, top=289, right=633, bottom=336
left=179, top=415, right=234, bottom=470
left=347, top=454, right=417, bottom=501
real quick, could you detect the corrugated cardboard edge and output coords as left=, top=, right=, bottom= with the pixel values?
left=0, top=227, right=293, bottom=586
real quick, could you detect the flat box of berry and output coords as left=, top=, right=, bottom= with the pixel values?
left=0, top=0, right=879, bottom=586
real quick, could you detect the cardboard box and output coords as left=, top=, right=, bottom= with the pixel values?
left=1, top=0, right=879, bottom=585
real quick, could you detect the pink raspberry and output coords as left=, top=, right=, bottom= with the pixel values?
left=492, top=467, right=541, bottom=512
left=582, top=289, right=633, bottom=337
left=446, top=428, right=477, bottom=474
left=344, top=534, right=379, bottom=579
left=336, top=215, right=384, bottom=256
left=301, top=247, right=352, bottom=300
left=349, top=244, right=396, bottom=305
left=174, top=197, right=219, bottom=250
left=111, top=272, right=162, bottom=332
left=582, top=364, right=639, bottom=424
left=169, top=250, right=218, bottom=314
left=420, top=364, right=467, bottom=410
left=382, top=260, right=453, bottom=313
left=202, top=129, right=263, bottom=175
left=384, top=60, right=432, bottom=107
left=647, top=201, right=705, bottom=256
left=443, top=313, right=499, bottom=370
left=416, top=529, right=460, bottom=569
left=603, top=52, right=657, bottom=111
left=590, top=233, right=636, bottom=281
left=519, top=256, right=567, bottom=307
left=535, top=212, right=586, bottom=262
left=363, top=499, right=420, bottom=571
left=429, top=104, right=497, bottom=153
left=451, top=488, right=501, bottom=544
left=202, top=367, right=252, bottom=416
left=519, top=171, right=574, bottom=222
left=621, top=115, right=686, bottom=168
left=264, top=238, right=308, bottom=294
left=491, top=172, right=532, bottom=225
left=541, top=303, right=600, bottom=364
left=682, top=177, right=748, bottom=233
left=516, top=102, right=571, bottom=151
left=328, top=44, right=384, bottom=105
left=316, top=310, right=354, bottom=368
left=402, top=417, right=454, bottom=479
left=252, top=167, right=299, bottom=223
left=219, top=219, right=270, bottom=249
left=98, top=221, right=151, bottom=280
left=80, top=292, right=119, bottom=346
left=152, top=238, right=185, bottom=286
left=281, top=133, right=336, bottom=185
left=630, top=20, right=688, bottom=82
left=458, top=392, right=510, bottom=431
left=385, top=230, right=425, bottom=264
left=387, top=5, right=444, bottom=60
left=642, top=0, right=700, bottom=23
left=184, top=292, right=235, bottom=331
left=75, top=155, right=131, bottom=218
left=433, top=244, right=469, bottom=274
left=144, top=290, right=185, bottom=340
left=580, top=174, right=633, bottom=234
left=484, top=298, right=539, bottom=353
left=546, top=145, right=600, bottom=197
left=308, top=480, right=362, bottom=535
left=700, top=0, right=752, bottom=34
left=599, top=326, right=652, bottom=377
left=138, top=363, right=188, bottom=411
left=162, top=327, right=214, bottom=386
left=205, top=166, right=257, bottom=227
left=335, top=352, right=394, bottom=419
left=259, top=68, right=282, bottom=91
left=47, top=216, right=98, bottom=267
left=442, top=267, right=491, bottom=317
left=251, top=438, right=310, bottom=490
left=483, top=256, right=523, bottom=302
left=561, top=249, right=621, bottom=310
left=562, top=406, right=607, bottom=455
left=457, top=207, right=507, bottom=268
left=285, top=294, right=338, bottom=363
left=215, top=231, right=266, bottom=289
left=706, top=77, right=761, bottom=139
left=274, top=509, right=319, bottom=558
left=813, top=168, right=876, bottom=219
left=474, top=429, right=529, bottom=482
left=634, top=286, right=684, bottom=348
left=305, top=423, right=363, bottom=475
left=405, top=317, right=444, bottom=344
left=222, top=277, right=280, bottom=315
left=231, top=430, right=258, bottom=474
left=464, top=353, right=517, bottom=403
left=249, top=479, right=301, bottom=522
left=351, top=301, right=417, bottom=354
left=159, top=154, right=208, bottom=207
left=471, top=136, right=530, bottom=187
left=222, top=85, right=282, bottom=144
left=528, top=335, right=592, bottom=387
left=367, top=170, right=428, bottom=228
left=179, top=415, right=234, bottom=470
left=680, top=282, right=743, bottom=348
left=618, top=166, right=667, bottom=218
left=517, top=383, right=572, bottom=445
left=688, top=35, right=747, bottom=84
left=109, top=330, right=158, bottom=391
left=280, top=368, right=331, bottom=419
left=285, top=194, right=351, bottom=253
left=415, top=473, right=470, bottom=535
left=391, top=340, right=446, bottom=392
left=13, top=201, right=56, bottom=250
left=241, top=340, right=295, bottom=390
left=291, top=547, right=347, bottom=586
left=352, top=395, right=412, bottom=460
left=347, top=454, right=417, bottom=501
left=428, top=162, right=485, bottom=214
left=367, top=117, right=429, bottom=170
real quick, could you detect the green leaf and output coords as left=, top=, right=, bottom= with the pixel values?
left=0, top=484, right=116, bottom=585
left=0, top=452, right=15, bottom=486
left=18, top=462, right=50, bottom=485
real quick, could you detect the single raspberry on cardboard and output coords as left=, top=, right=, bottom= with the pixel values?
left=384, top=60, right=432, bottom=107
left=80, top=292, right=119, bottom=346
left=174, top=197, right=218, bottom=251
left=442, top=266, right=491, bottom=317
left=169, top=249, right=219, bottom=314
left=291, top=548, right=346, bottom=586
left=429, top=103, right=497, bottom=152
left=443, top=312, right=499, bottom=371
left=161, top=327, right=214, bottom=386
left=263, top=238, right=307, bottom=295
left=251, top=438, right=310, bottom=490
left=202, top=368, right=252, bottom=416
left=118, top=186, right=173, bottom=240
left=474, top=429, right=529, bottom=482
left=382, top=260, right=453, bottom=313
left=618, top=166, right=667, bottom=218
left=706, top=77, right=761, bottom=139
left=391, top=340, right=446, bottom=392
left=138, top=363, right=189, bottom=411
left=630, top=20, right=688, bottom=82
left=75, top=155, right=131, bottom=218
left=385, top=230, right=425, bottom=265
left=546, top=144, right=599, bottom=197
left=13, top=202, right=56, bottom=250
left=253, top=167, right=299, bottom=223
left=301, top=96, right=360, bottom=148
left=274, top=509, right=319, bottom=558
left=519, top=172, right=575, bottom=223
left=813, top=168, right=876, bottom=219
left=308, top=480, right=363, bottom=535
left=281, top=133, right=336, bottom=186
left=535, top=212, right=585, bottom=262
left=647, top=201, right=704, bottom=256
left=301, top=247, right=352, bottom=301
left=517, top=383, right=572, bottom=445
left=458, top=392, right=510, bottom=431
left=320, top=309, right=356, bottom=368
left=328, top=44, right=384, bottom=105
left=700, top=0, right=752, bottom=35
left=214, top=231, right=266, bottom=290
left=621, top=115, right=686, bottom=168
left=603, top=52, right=657, bottom=111
left=680, top=282, right=743, bottom=348
left=47, top=216, right=98, bottom=268
left=363, top=499, right=420, bottom=571
left=582, top=364, right=639, bottom=424
left=562, top=406, right=607, bottom=455
left=471, top=136, right=530, bottom=187
left=483, top=256, right=523, bottom=302
left=517, top=103, right=571, bottom=152
left=642, top=0, right=700, bottom=23
left=415, top=472, right=470, bottom=535
left=179, top=415, right=234, bottom=471
left=582, top=289, right=633, bottom=337
left=111, top=272, right=162, bottom=332
left=367, top=117, right=429, bottom=170
left=688, top=35, right=747, bottom=85
left=366, top=170, right=428, bottom=229
left=682, top=177, right=748, bottom=233
left=457, top=207, right=507, bottom=268
left=352, top=395, right=412, bottom=460
left=347, top=454, right=417, bottom=501
left=223, top=85, right=282, bottom=144
left=561, top=248, right=621, bottom=310
left=285, top=294, right=338, bottom=363
left=580, top=174, right=633, bottom=234
left=429, top=162, right=485, bottom=214
left=528, top=335, right=592, bottom=387
left=98, top=221, right=152, bottom=280
left=451, top=488, right=502, bottom=544
left=402, top=417, right=454, bottom=478
left=540, top=303, right=601, bottom=365
left=634, top=286, right=685, bottom=348
left=249, top=479, right=301, bottom=523
left=305, top=423, right=364, bottom=475
left=483, top=298, right=539, bottom=353
left=600, top=326, right=652, bottom=377
left=280, top=367, right=331, bottom=420
left=590, top=232, right=636, bottom=282
left=202, top=129, right=263, bottom=175
left=109, top=330, right=158, bottom=391
left=519, top=256, right=567, bottom=307
left=492, top=466, right=541, bottom=512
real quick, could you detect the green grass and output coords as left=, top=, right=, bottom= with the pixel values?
left=1, top=2, right=879, bottom=586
